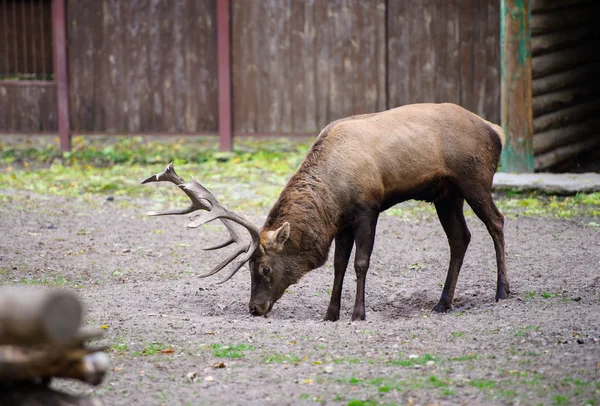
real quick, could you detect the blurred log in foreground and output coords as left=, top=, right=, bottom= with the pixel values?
left=0, top=288, right=109, bottom=406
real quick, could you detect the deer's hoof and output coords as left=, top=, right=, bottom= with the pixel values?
left=432, top=301, right=452, bottom=313
left=495, top=287, right=509, bottom=301
left=324, top=310, right=340, bottom=322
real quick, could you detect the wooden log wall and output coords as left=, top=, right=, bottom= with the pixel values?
left=67, top=0, right=218, bottom=134
left=0, top=82, right=57, bottom=132
left=531, top=0, right=600, bottom=170
left=387, top=0, right=501, bottom=124
left=232, top=0, right=387, bottom=134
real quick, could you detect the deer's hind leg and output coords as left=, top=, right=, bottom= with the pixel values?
left=462, top=189, right=510, bottom=302
left=433, top=193, right=471, bottom=313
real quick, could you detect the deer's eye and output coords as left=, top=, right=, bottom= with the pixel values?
left=262, top=266, right=271, bottom=277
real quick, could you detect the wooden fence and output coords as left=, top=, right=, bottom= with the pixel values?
left=1, top=0, right=501, bottom=148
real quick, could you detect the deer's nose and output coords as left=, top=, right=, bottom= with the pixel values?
left=249, top=303, right=260, bottom=316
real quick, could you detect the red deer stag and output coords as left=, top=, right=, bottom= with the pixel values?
left=143, top=103, right=509, bottom=321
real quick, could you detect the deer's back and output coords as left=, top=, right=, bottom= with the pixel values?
left=307, top=103, right=503, bottom=209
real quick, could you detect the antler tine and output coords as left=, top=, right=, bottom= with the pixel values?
left=142, top=162, right=211, bottom=216
left=203, top=220, right=239, bottom=251
left=143, top=164, right=262, bottom=282
left=181, top=179, right=262, bottom=280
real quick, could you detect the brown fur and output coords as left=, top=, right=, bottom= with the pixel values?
left=249, top=103, right=509, bottom=320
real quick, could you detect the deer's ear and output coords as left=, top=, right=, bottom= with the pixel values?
left=266, top=222, right=290, bottom=252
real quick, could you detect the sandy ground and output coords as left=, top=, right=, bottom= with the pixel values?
left=0, top=192, right=599, bottom=406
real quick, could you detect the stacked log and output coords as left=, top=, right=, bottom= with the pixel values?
left=0, top=288, right=108, bottom=405
left=531, top=0, right=600, bottom=170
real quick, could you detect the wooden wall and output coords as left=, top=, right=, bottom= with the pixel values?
left=2, top=0, right=503, bottom=137
left=67, top=0, right=218, bottom=134
left=232, top=0, right=386, bottom=134
left=0, top=82, right=57, bottom=132
left=530, top=0, right=600, bottom=170
left=387, top=0, right=500, bottom=123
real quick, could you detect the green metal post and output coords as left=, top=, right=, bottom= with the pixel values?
left=500, top=0, right=534, bottom=172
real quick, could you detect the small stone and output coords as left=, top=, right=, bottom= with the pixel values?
left=204, top=376, right=214, bottom=382
left=577, top=338, right=585, bottom=345
left=324, top=365, right=334, bottom=374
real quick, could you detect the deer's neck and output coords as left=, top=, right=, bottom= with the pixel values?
left=263, top=170, right=341, bottom=269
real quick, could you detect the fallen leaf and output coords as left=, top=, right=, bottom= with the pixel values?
left=160, top=348, right=175, bottom=354
left=186, top=372, right=197, bottom=381
left=112, top=367, right=122, bottom=372
left=312, top=361, right=322, bottom=365
left=100, top=325, right=109, bottom=329
left=212, top=362, right=226, bottom=369
left=301, top=379, right=315, bottom=385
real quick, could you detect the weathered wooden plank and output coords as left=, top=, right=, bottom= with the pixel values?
left=533, top=99, right=600, bottom=133
left=232, top=0, right=384, bottom=134
left=533, top=61, right=600, bottom=96
left=500, top=0, right=534, bottom=172
left=532, top=42, right=600, bottom=79
left=532, top=0, right=593, bottom=13
left=532, top=25, right=598, bottom=56
left=387, top=0, right=499, bottom=121
left=534, top=118, right=600, bottom=154
left=66, top=0, right=217, bottom=134
left=531, top=3, right=597, bottom=34
left=535, top=134, right=600, bottom=170
left=532, top=81, right=600, bottom=116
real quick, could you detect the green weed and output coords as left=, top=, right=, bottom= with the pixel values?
left=212, top=344, right=255, bottom=358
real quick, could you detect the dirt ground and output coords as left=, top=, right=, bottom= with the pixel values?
left=0, top=191, right=599, bottom=406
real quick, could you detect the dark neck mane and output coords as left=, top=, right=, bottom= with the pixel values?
left=263, top=169, right=340, bottom=268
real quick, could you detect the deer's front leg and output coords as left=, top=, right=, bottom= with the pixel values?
left=325, top=228, right=355, bottom=322
left=351, top=210, right=379, bottom=321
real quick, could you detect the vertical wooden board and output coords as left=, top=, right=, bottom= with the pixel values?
left=485, top=1, right=501, bottom=123
left=232, top=0, right=253, bottom=132
left=91, top=1, right=105, bottom=131
left=444, top=1, right=461, bottom=103
left=158, top=0, right=175, bottom=132
left=171, top=0, right=185, bottom=132
left=459, top=0, right=474, bottom=112
left=72, top=0, right=98, bottom=131
left=66, top=0, right=81, bottom=131
left=40, top=84, right=58, bottom=131
left=387, top=0, right=408, bottom=108
left=0, top=85, right=7, bottom=129
left=290, top=0, right=316, bottom=132
left=313, top=0, right=330, bottom=129
left=147, top=0, right=162, bottom=132
left=124, top=0, right=150, bottom=132
left=185, top=0, right=217, bottom=132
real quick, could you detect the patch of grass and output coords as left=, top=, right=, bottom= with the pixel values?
left=111, top=343, right=129, bottom=353
left=333, top=357, right=363, bottom=365
left=388, top=353, right=437, bottom=367
left=449, top=353, right=479, bottom=362
left=514, top=325, right=541, bottom=337
left=347, top=400, right=377, bottom=406
left=212, top=344, right=255, bottom=358
left=264, top=353, right=302, bottom=364
left=553, top=395, right=569, bottom=405
left=133, top=343, right=172, bottom=356
left=469, top=379, right=496, bottom=389
left=450, top=331, right=464, bottom=338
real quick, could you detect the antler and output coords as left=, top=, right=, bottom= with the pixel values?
left=142, top=163, right=261, bottom=284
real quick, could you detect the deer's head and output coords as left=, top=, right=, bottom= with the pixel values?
left=142, top=163, right=295, bottom=317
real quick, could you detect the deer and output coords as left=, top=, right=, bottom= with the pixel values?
left=142, top=103, right=509, bottom=321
